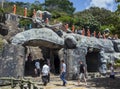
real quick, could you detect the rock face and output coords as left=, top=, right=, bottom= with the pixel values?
left=62, top=34, right=120, bottom=79
left=0, top=13, right=23, bottom=42
left=11, top=28, right=64, bottom=49
left=11, top=27, right=120, bottom=79
left=0, top=44, right=25, bottom=78
left=1, top=11, right=120, bottom=80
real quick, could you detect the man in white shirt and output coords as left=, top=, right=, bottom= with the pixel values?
left=42, top=62, right=50, bottom=86
left=60, top=60, right=67, bottom=86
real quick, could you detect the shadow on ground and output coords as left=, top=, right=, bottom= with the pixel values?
left=88, top=76, right=120, bottom=89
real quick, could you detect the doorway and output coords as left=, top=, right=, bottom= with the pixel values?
left=54, top=53, right=60, bottom=75
left=86, top=51, right=100, bottom=72
left=24, top=46, right=46, bottom=77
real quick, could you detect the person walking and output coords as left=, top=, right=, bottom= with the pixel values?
left=78, top=61, right=87, bottom=85
left=109, top=63, right=115, bottom=79
left=41, top=62, right=50, bottom=86
left=35, top=59, right=41, bottom=77
left=60, top=60, right=67, bottom=86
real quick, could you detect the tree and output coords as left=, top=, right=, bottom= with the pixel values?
left=74, top=7, right=120, bottom=35
left=112, top=0, right=120, bottom=37
left=82, top=7, right=113, bottom=26
left=74, top=10, right=100, bottom=32
left=44, top=0, right=75, bottom=15
left=28, top=2, right=42, bottom=17
left=116, top=0, right=120, bottom=2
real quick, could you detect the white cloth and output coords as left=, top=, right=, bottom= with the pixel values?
left=35, top=62, right=40, bottom=69
left=61, top=63, right=66, bottom=72
left=42, top=64, right=50, bottom=76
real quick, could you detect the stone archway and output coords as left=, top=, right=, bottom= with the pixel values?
left=11, top=28, right=64, bottom=77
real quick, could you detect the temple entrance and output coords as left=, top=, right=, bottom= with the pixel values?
left=86, top=51, right=100, bottom=72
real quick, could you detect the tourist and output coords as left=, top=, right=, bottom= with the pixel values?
left=60, top=60, right=67, bottom=86
left=41, top=62, right=50, bottom=86
left=78, top=61, right=87, bottom=85
left=47, top=58, right=50, bottom=82
left=109, top=63, right=115, bottom=79
left=27, top=53, right=32, bottom=61
left=27, top=53, right=32, bottom=75
left=35, top=59, right=41, bottom=77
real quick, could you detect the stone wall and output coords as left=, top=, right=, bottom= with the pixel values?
left=0, top=44, right=25, bottom=78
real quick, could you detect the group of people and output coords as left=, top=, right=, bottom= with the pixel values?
left=34, top=59, right=87, bottom=86
left=34, top=60, right=50, bottom=86
left=60, top=60, right=87, bottom=86
left=27, top=53, right=115, bottom=86
left=33, top=59, right=68, bottom=86
left=26, top=53, right=50, bottom=86
left=59, top=60, right=116, bottom=86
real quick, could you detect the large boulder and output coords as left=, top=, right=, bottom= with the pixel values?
left=11, top=28, right=64, bottom=49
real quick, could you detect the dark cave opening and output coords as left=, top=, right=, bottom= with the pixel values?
left=86, top=51, right=100, bottom=72
left=54, top=53, right=60, bottom=75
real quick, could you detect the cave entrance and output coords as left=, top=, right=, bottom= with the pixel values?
left=86, top=49, right=100, bottom=72
left=53, top=52, right=60, bottom=75
left=24, top=46, right=45, bottom=77
left=24, top=46, right=61, bottom=76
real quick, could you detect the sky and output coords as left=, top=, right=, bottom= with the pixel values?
left=10, top=0, right=118, bottom=12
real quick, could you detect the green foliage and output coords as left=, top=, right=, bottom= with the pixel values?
left=19, top=18, right=32, bottom=27
left=116, top=0, right=120, bottom=2
left=28, top=1, right=43, bottom=17
left=58, top=15, right=74, bottom=25
left=3, top=1, right=25, bottom=15
left=1, top=0, right=120, bottom=38
left=115, top=59, right=120, bottom=67
left=0, top=8, right=4, bottom=13
left=44, top=0, right=75, bottom=15
left=51, top=11, right=75, bottom=25
left=0, top=8, right=5, bottom=22
left=74, top=12, right=100, bottom=32
left=74, top=7, right=120, bottom=36
left=81, top=7, right=113, bottom=26
left=115, top=60, right=120, bottom=63
left=100, top=25, right=115, bottom=32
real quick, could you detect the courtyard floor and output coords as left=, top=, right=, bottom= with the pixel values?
left=0, top=74, right=120, bottom=89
